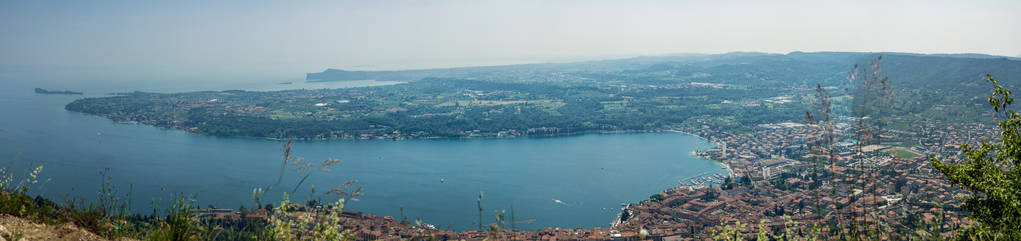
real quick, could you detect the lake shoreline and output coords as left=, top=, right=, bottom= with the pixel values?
left=665, top=129, right=734, bottom=178
left=70, top=110, right=703, bottom=143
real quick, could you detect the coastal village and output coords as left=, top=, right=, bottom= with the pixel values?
left=189, top=117, right=990, bottom=240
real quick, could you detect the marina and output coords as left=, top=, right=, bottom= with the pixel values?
left=678, top=172, right=727, bottom=187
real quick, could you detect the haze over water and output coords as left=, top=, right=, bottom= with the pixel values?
left=0, top=79, right=725, bottom=230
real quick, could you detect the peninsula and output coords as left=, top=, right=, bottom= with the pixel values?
left=65, top=52, right=1021, bottom=141
left=35, top=88, right=82, bottom=95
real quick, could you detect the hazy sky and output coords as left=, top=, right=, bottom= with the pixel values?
left=2, top=0, right=1020, bottom=82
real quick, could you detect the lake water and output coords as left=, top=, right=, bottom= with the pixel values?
left=0, top=79, right=725, bottom=230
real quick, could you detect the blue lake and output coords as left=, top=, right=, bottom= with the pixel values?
left=0, top=79, right=725, bottom=230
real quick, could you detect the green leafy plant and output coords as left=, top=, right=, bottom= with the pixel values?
left=711, top=219, right=746, bottom=241
left=931, top=75, right=1021, bottom=240
left=250, top=140, right=360, bottom=241
left=267, top=192, right=355, bottom=241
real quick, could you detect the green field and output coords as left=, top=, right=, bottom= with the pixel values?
left=887, top=149, right=922, bottom=159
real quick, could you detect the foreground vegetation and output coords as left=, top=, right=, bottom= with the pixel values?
left=0, top=141, right=361, bottom=241
left=930, top=75, right=1021, bottom=240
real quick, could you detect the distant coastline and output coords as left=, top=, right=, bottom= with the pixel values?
left=34, top=88, right=82, bottom=95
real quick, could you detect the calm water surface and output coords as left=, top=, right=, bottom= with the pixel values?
left=0, top=79, right=725, bottom=230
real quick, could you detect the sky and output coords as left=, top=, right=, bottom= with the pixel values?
left=2, top=0, right=1020, bottom=82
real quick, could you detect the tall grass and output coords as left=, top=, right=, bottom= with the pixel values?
left=0, top=139, right=363, bottom=241
left=253, top=140, right=361, bottom=241
left=145, top=194, right=201, bottom=241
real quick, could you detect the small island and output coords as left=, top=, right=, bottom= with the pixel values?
left=35, top=88, right=83, bottom=95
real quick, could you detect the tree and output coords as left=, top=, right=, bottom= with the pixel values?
left=931, top=75, right=1021, bottom=240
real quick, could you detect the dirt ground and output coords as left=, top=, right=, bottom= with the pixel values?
left=0, top=214, right=136, bottom=241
